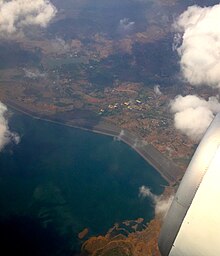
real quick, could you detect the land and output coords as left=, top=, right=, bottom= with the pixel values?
left=0, top=0, right=213, bottom=255
left=6, top=100, right=180, bottom=184
left=0, top=30, right=195, bottom=180
left=81, top=188, right=175, bottom=256
left=81, top=218, right=161, bottom=256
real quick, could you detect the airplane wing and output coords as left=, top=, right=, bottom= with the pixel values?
left=158, top=113, right=220, bottom=256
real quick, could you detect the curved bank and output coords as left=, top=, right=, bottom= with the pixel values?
left=5, top=100, right=181, bottom=184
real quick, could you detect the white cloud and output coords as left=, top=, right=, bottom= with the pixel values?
left=23, top=68, right=46, bottom=79
left=139, top=185, right=173, bottom=217
left=154, top=84, right=162, bottom=96
left=155, top=195, right=173, bottom=217
left=0, top=0, right=57, bottom=37
left=0, top=102, right=20, bottom=151
left=114, top=129, right=125, bottom=142
left=118, top=18, right=135, bottom=34
left=139, top=185, right=156, bottom=200
left=51, top=37, right=71, bottom=53
left=119, top=129, right=125, bottom=137
left=174, top=4, right=220, bottom=88
left=172, top=32, right=182, bottom=51
left=170, top=95, right=220, bottom=140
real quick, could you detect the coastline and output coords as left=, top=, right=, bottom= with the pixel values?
left=5, top=100, right=181, bottom=184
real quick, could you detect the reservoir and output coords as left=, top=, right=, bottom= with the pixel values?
left=0, top=112, right=167, bottom=254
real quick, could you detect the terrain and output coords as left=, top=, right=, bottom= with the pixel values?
left=0, top=0, right=216, bottom=255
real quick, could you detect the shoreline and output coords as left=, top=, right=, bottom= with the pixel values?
left=5, top=100, right=181, bottom=184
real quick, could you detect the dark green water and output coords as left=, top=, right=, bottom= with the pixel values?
left=0, top=112, right=167, bottom=255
